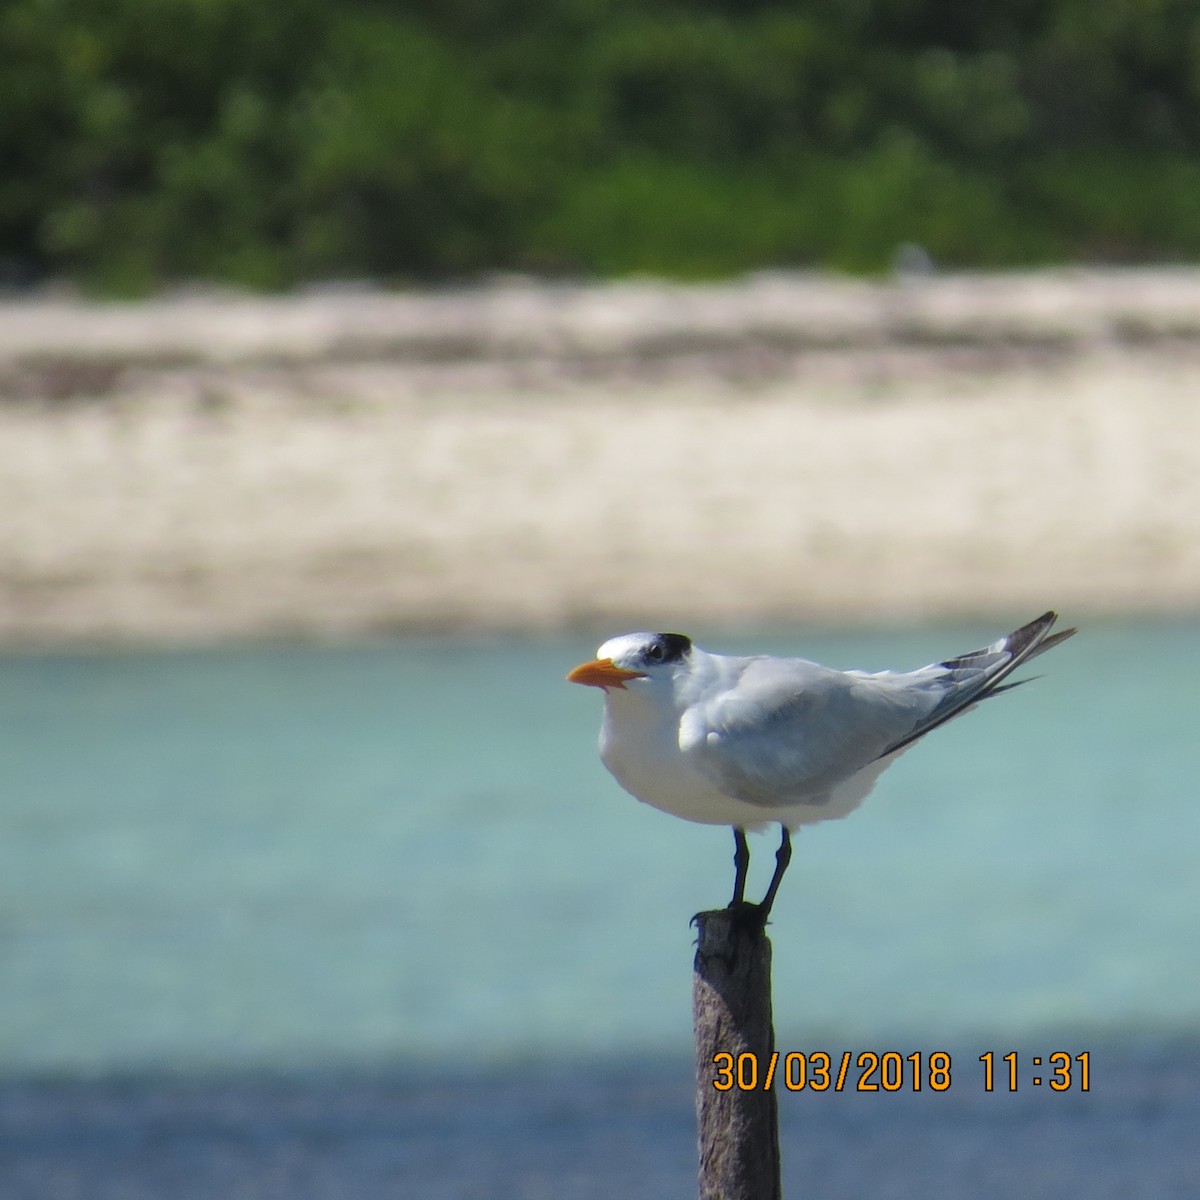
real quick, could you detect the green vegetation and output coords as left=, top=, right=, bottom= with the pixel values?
left=4, top=0, right=1200, bottom=292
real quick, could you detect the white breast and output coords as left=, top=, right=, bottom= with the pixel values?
left=599, top=689, right=787, bottom=828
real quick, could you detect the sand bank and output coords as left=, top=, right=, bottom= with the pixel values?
left=2, top=271, right=1199, bottom=645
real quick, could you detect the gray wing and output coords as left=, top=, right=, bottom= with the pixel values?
left=683, top=611, right=1075, bottom=809
left=682, top=657, right=939, bottom=808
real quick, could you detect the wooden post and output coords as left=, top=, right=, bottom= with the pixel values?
left=693, top=909, right=782, bottom=1200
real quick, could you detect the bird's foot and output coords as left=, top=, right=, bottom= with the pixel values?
left=725, top=899, right=770, bottom=935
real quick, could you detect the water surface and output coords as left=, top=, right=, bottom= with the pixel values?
left=2, top=619, right=1197, bottom=1195
left=2, top=618, right=1195, bottom=1074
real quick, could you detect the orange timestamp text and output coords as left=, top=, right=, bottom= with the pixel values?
left=713, top=1049, right=1092, bottom=1093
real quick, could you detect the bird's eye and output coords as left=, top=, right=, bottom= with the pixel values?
left=644, top=633, right=691, bottom=665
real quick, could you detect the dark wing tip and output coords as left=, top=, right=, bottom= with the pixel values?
left=1014, top=613, right=1077, bottom=666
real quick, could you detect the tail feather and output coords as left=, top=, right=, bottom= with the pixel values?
left=875, top=611, right=1075, bottom=761
left=1024, top=625, right=1078, bottom=662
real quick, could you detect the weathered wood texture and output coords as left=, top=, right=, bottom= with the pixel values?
left=693, top=909, right=782, bottom=1200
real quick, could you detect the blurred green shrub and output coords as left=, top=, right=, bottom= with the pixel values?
left=3, top=0, right=1200, bottom=292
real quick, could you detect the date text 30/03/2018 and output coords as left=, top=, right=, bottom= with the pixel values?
left=711, top=1051, right=1091, bottom=1093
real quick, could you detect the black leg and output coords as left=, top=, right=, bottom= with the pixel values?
left=757, top=826, right=792, bottom=920
left=729, top=827, right=750, bottom=908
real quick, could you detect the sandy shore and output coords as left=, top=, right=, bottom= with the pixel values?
left=2, top=270, right=1199, bottom=645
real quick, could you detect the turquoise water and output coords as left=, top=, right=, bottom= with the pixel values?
left=2, top=619, right=1197, bottom=1077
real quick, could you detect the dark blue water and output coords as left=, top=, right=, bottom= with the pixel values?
left=3, top=1044, right=1198, bottom=1198
left=1, top=620, right=1197, bottom=1194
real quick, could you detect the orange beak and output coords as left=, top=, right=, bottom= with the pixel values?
left=566, top=657, right=646, bottom=690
